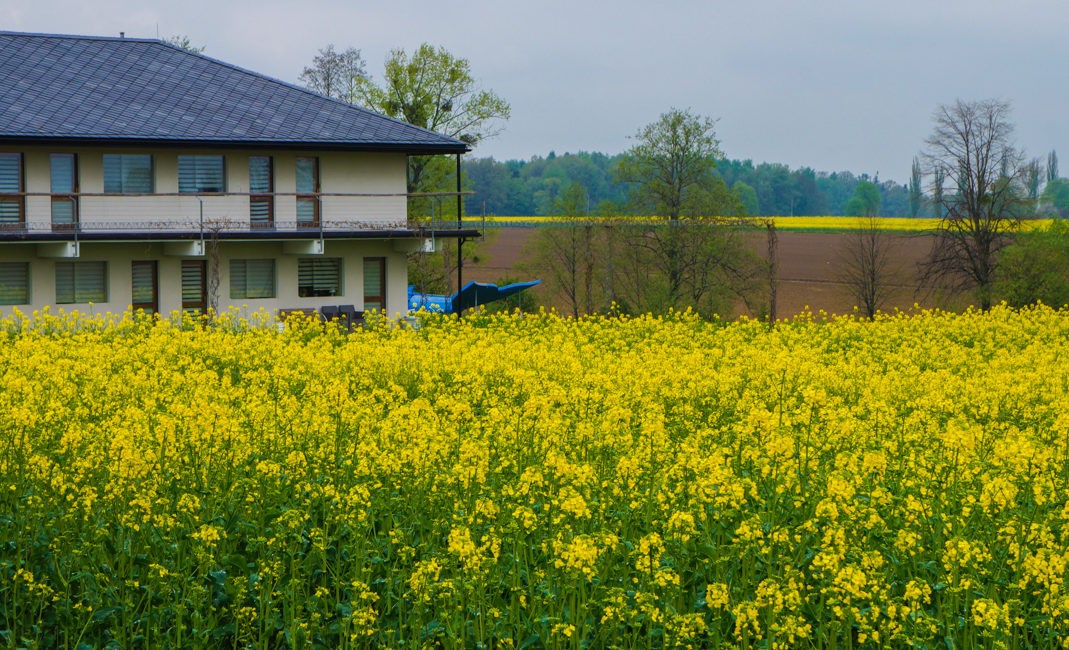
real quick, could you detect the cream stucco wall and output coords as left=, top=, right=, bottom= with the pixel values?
left=1, top=146, right=409, bottom=231
left=0, top=240, right=412, bottom=320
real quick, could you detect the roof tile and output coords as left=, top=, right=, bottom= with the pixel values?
left=0, top=32, right=468, bottom=153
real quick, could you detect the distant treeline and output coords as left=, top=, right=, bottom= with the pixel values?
left=462, top=151, right=913, bottom=217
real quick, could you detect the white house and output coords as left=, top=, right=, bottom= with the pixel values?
left=0, top=31, right=475, bottom=320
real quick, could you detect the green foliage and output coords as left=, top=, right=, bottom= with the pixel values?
left=1041, top=177, right=1069, bottom=218
left=731, top=181, right=758, bottom=215
left=845, top=181, right=881, bottom=217
left=353, top=43, right=510, bottom=218
left=464, top=153, right=911, bottom=217
left=995, top=220, right=1069, bottom=308
left=615, top=108, right=723, bottom=219
left=164, top=34, right=204, bottom=54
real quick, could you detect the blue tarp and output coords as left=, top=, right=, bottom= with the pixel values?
left=408, top=280, right=541, bottom=314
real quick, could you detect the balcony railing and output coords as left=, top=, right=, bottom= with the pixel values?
left=0, top=190, right=472, bottom=237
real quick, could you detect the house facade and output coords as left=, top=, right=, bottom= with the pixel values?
left=0, top=32, right=474, bottom=319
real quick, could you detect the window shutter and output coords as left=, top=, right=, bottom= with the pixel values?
left=0, top=262, right=29, bottom=305
left=75, top=262, right=107, bottom=302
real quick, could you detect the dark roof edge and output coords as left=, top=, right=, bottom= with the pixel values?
left=0, top=229, right=481, bottom=243
left=0, top=136, right=469, bottom=155
left=0, top=31, right=470, bottom=151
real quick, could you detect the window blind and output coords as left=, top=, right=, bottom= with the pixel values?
left=363, top=258, right=385, bottom=310
left=178, top=155, right=225, bottom=193
left=298, top=258, right=341, bottom=297
left=230, top=259, right=276, bottom=299
left=0, top=262, right=29, bottom=305
left=56, top=262, right=106, bottom=304
left=0, top=154, right=21, bottom=224
left=103, top=155, right=153, bottom=193
left=131, top=262, right=156, bottom=305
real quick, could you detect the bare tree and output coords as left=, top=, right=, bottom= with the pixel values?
left=840, top=216, right=897, bottom=319
left=299, top=45, right=366, bottom=103
left=529, top=183, right=599, bottom=317
left=920, top=99, right=1032, bottom=310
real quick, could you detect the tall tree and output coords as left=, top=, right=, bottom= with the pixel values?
left=1048, top=150, right=1059, bottom=183
left=1025, top=159, right=1043, bottom=212
left=845, top=180, right=881, bottom=217
left=920, top=99, right=1031, bottom=310
left=840, top=216, right=898, bottom=319
left=908, top=157, right=924, bottom=217
left=354, top=43, right=510, bottom=214
left=612, top=108, right=757, bottom=316
left=299, top=45, right=366, bottom=103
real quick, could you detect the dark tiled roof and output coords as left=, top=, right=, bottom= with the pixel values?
left=0, top=32, right=468, bottom=154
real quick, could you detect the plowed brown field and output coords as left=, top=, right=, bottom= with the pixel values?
left=458, top=227, right=966, bottom=317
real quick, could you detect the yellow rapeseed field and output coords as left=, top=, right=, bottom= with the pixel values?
left=1, top=306, right=1068, bottom=648
left=467, top=215, right=1055, bottom=233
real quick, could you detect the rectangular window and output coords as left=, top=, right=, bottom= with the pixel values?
left=230, top=259, right=276, bottom=299
left=0, top=153, right=24, bottom=226
left=296, top=157, right=320, bottom=227
left=103, top=154, right=153, bottom=193
left=0, top=262, right=30, bottom=305
left=56, top=261, right=107, bottom=304
left=249, top=156, right=273, bottom=228
left=181, top=260, right=206, bottom=314
left=298, top=258, right=342, bottom=297
left=363, top=257, right=385, bottom=312
left=178, top=155, right=226, bottom=193
left=51, top=154, right=78, bottom=230
left=131, top=261, right=158, bottom=313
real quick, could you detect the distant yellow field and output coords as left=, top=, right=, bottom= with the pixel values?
left=463, top=215, right=1055, bottom=232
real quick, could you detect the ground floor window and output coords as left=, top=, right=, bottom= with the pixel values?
left=298, top=258, right=342, bottom=297
left=363, top=257, right=385, bottom=311
left=230, top=259, right=276, bottom=299
left=0, top=261, right=29, bottom=304
left=131, top=260, right=158, bottom=313
left=56, top=261, right=106, bottom=304
left=182, top=260, right=206, bottom=314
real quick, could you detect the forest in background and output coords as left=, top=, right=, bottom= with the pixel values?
left=462, top=151, right=912, bottom=217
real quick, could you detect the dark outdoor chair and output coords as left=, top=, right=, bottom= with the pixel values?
left=320, top=305, right=340, bottom=323
left=338, top=304, right=363, bottom=329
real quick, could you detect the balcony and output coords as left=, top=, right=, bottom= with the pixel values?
left=0, top=190, right=474, bottom=241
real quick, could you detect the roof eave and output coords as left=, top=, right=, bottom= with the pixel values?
left=0, top=135, right=471, bottom=155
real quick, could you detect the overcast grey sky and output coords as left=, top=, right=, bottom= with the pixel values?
left=4, top=0, right=1067, bottom=183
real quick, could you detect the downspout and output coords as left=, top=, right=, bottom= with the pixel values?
left=456, top=153, right=464, bottom=292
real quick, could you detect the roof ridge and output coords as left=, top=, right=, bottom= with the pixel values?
left=0, top=30, right=158, bottom=44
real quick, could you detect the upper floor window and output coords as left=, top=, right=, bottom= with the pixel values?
left=178, top=155, right=226, bottom=193
left=296, top=157, right=319, bottom=228
left=0, top=153, right=24, bottom=226
left=249, top=156, right=273, bottom=228
left=50, top=154, right=78, bottom=230
left=103, top=154, right=153, bottom=193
